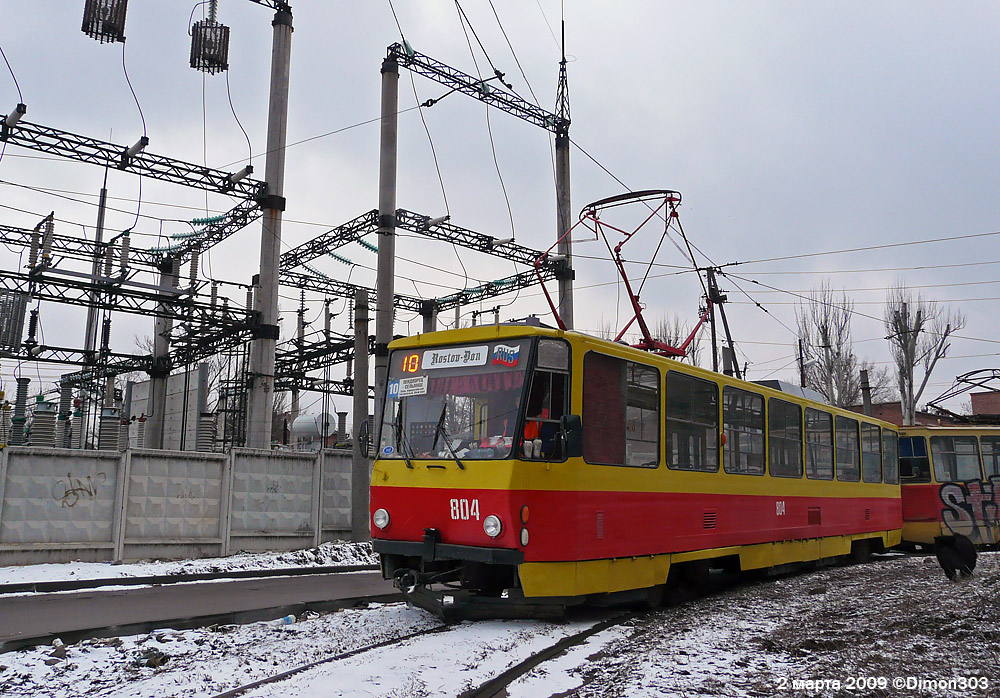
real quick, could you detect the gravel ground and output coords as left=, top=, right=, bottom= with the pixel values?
left=544, top=552, right=999, bottom=698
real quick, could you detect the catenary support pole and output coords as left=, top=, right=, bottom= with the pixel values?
left=246, top=7, right=293, bottom=449
left=373, top=54, right=399, bottom=430
left=352, top=288, right=370, bottom=541
left=554, top=48, right=574, bottom=330
left=555, top=132, right=573, bottom=329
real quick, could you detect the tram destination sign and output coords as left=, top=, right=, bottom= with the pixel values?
left=423, top=345, right=489, bottom=370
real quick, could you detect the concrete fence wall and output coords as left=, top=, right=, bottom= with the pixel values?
left=0, top=446, right=357, bottom=566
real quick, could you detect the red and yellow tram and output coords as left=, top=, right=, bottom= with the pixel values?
left=369, top=324, right=902, bottom=618
left=899, top=425, right=1000, bottom=546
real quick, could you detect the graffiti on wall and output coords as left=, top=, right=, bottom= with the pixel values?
left=51, top=472, right=108, bottom=508
left=940, top=476, right=1000, bottom=543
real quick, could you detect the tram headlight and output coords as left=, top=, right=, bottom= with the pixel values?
left=483, top=514, right=503, bottom=538
left=373, top=508, right=390, bottom=530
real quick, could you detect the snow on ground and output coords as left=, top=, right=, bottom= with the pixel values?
left=0, top=603, right=441, bottom=698
left=1, top=551, right=996, bottom=697
left=524, top=551, right=1000, bottom=698
left=0, top=542, right=377, bottom=586
left=242, top=615, right=607, bottom=698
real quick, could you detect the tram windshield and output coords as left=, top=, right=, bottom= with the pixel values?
left=378, top=339, right=532, bottom=460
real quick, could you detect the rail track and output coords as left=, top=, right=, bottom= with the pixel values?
left=208, top=624, right=455, bottom=698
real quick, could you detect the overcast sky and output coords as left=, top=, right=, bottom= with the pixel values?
left=2, top=1, right=999, bottom=415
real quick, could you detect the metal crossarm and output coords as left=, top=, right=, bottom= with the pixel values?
left=434, top=267, right=559, bottom=310
left=388, top=43, right=568, bottom=135
left=0, top=224, right=161, bottom=268
left=279, top=269, right=425, bottom=312
left=395, top=208, right=557, bottom=269
left=279, top=209, right=378, bottom=271
left=276, top=334, right=358, bottom=376
left=0, top=118, right=266, bottom=199
left=0, top=269, right=250, bottom=325
left=274, top=375, right=374, bottom=398
left=245, top=0, right=291, bottom=12
left=168, top=199, right=265, bottom=258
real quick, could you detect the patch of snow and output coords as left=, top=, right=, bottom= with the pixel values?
left=0, top=541, right=377, bottom=587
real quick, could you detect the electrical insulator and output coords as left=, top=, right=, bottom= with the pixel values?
left=23, top=309, right=38, bottom=353
left=41, top=215, right=54, bottom=264
left=210, top=282, right=218, bottom=310
left=189, top=247, right=200, bottom=286
left=119, top=233, right=130, bottom=274
left=101, top=317, right=112, bottom=353
left=28, top=228, right=39, bottom=268
left=104, top=240, right=115, bottom=277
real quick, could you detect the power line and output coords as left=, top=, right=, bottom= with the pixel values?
left=729, top=229, right=1000, bottom=267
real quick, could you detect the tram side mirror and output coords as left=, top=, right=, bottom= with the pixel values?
left=561, top=414, right=583, bottom=458
left=358, top=419, right=371, bottom=459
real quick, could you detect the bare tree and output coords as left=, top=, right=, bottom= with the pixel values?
left=653, top=314, right=703, bottom=367
left=884, top=283, right=965, bottom=425
left=116, top=334, right=225, bottom=412
left=796, top=283, right=894, bottom=407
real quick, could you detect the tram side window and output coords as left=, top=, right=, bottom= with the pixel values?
left=981, top=436, right=1000, bottom=478
left=666, top=371, right=719, bottom=472
left=861, top=423, right=882, bottom=483
left=929, top=436, right=983, bottom=482
left=882, top=430, right=899, bottom=484
left=898, top=436, right=930, bottom=482
left=523, top=369, right=568, bottom=460
left=723, top=386, right=764, bottom=475
left=805, top=408, right=834, bottom=480
left=768, top=398, right=803, bottom=478
left=582, top=352, right=659, bottom=467
left=835, top=415, right=860, bottom=482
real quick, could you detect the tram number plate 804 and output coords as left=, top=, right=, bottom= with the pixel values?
left=450, top=498, right=480, bottom=521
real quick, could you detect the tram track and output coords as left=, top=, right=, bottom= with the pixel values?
left=208, top=624, right=454, bottom=698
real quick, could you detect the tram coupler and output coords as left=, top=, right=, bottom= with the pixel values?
left=391, top=568, right=566, bottom=622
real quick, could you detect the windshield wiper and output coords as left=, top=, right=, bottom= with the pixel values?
left=433, top=403, right=465, bottom=470
left=392, top=404, right=414, bottom=469
left=432, top=403, right=447, bottom=453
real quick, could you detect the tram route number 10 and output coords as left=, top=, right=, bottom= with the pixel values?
left=450, top=498, right=480, bottom=521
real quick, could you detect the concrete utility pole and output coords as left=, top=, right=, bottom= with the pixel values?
left=373, top=54, right=399, bottom=429
left=290, top=299, right=304, bottom=447
left=351, top=288, right=370, bottom=541
left=421, top=301, right=436, bottom=334
left=554, top=28, right=574, bottom=330
left=246, top=6, right=293, bottom=449
left=83, top=172, right=109, bottom=363
left=146, top=258, right=178, bottom=449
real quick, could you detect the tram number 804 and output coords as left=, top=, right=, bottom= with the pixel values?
left=450, top=498, right=480, bottom=521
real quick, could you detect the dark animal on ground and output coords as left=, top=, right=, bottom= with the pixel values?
left=934, top=534, right=977, bottom=581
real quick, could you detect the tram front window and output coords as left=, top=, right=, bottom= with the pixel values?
left=379, top=339, right=531, bottom=460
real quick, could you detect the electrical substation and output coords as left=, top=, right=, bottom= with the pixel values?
left=0, top=0, right=575, bottom=558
